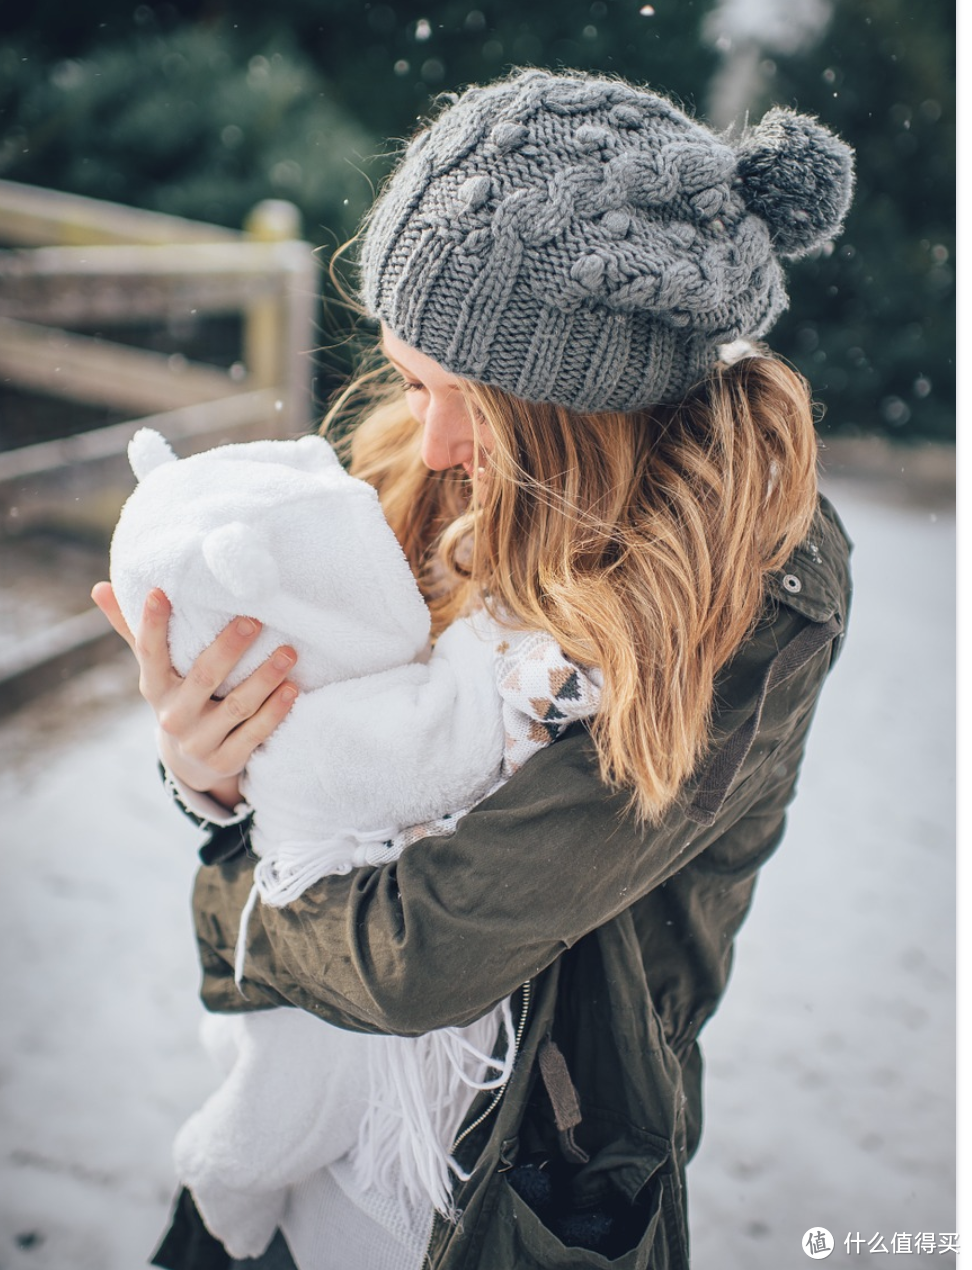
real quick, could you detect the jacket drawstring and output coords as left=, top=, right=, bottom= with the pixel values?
left=538, top=1037, right=590, bottom=1165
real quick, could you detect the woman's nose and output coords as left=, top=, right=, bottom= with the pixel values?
left=420, top=406, right=472, bottom=472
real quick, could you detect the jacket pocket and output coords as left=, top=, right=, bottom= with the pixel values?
left=486, top=1173, right=665, bottom=1269
left=472, top=1130, right=692, bottom=1270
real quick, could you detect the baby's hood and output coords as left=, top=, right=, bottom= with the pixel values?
left=109, top=429, right=431, bottom=693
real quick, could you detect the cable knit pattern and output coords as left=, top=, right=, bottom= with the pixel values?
left=359, top=69, right=854, bottom=411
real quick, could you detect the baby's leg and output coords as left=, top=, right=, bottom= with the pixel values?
left=174, top=1008, right=371, bottom=1258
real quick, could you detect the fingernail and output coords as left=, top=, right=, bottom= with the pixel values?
left=272, top=650, right=295, bottom=671
left=237, top=617, right=259, bottom=636
left=281, top=686, right=298, bottom=703
left=147, top=592, right=163, bottom=613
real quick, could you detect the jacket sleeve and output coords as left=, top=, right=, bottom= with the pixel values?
left=193, top=723, right=704, bottom=1033
left=192, top=639, right=828, bottom=1034
left=193, top=497, right=851, bottom=1037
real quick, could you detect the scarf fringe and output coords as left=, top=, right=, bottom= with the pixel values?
left=234, top=829, right=398, bottom=989
left=351, top=996, right=516, bottom=1217
left=233, top=833, right=518, bottom=1217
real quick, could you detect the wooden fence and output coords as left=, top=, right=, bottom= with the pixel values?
left=0, top=180, right=320, bottom=712
left=0, top=179, right=318, bottom=531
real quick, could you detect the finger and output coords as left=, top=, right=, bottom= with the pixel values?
left=173, top=615, right=265, bottom=715
left=90, top=582, right=136, bottom=652
left=212, top=681, right=299, bottom=774
left=134, top=589, right=180, bottom=702
left=187, top=646, right=298, bottom=754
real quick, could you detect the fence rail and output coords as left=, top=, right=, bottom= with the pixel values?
left=0, top=178, right=244, bottom=247
left=0, top=179, right=318, bottom=436
left=0, top=180, right=321, bottom=714
left=0, top=240, right=300, bottom=323
left=0, top=316, right=253, bottom=416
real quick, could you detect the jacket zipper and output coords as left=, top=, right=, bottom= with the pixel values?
left=421, top=979, right=533, bottom=1268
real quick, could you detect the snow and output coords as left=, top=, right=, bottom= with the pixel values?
left=0, top=674, right=210, bottom=1269
left=688, top=478, right=957, bottom=1265
left=0, top=471, right=956, bottom=1268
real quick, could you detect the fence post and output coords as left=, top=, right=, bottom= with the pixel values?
left=243, top=199, right=317, bottom=435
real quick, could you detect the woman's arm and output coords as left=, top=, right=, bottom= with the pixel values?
left=91, top=582, right=299, bottom=808
left=192, top=592, right=846, bottom=1036
left=119, top=497, right=851, bottom=1036
left=191, top=716, right=761, bottom=1034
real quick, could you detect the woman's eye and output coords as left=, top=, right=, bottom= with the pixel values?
left=400, top=378, right=424, bottom=393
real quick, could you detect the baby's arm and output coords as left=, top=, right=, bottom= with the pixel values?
left=243, top=613, right=506, bottom=851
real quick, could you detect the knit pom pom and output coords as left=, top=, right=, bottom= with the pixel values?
left=735, top=108, right=854, bottom=257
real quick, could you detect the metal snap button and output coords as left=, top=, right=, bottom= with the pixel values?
left=782, top=573, right=803, bottom=594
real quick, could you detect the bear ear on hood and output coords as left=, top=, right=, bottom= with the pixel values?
left=128, top=428, right=177, bottom=481
left=202, top=522, right=280, bottom=601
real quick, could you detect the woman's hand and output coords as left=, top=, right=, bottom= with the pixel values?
left=91, top=582, right=298, bottom=809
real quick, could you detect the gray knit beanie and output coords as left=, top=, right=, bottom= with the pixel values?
left=359, top=69, right=854, bottom=413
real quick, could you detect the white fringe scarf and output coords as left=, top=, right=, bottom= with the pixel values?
left=231, top=628, right=601, bottom=1219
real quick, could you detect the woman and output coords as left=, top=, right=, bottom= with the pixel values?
left=94, top=69, right=854, bottom=1269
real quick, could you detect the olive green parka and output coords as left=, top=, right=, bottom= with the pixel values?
left=158, top=495, right=852, bottom=1270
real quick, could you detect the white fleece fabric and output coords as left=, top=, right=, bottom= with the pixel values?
left=109, top=429, right=600, bottom=1261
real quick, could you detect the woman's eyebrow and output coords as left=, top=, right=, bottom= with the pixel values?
left=382, top=349, right=408, bottom=371
left=381, top=349, right=462, bottom=392
left=381, top=348, right=425, bottom=381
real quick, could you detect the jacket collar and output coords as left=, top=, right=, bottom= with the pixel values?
left=765, top=494, right=853, bottom=624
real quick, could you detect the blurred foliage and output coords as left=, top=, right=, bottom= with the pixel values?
left=0, top=0, right=955, bottom=440
left=0, top=26, right=375, bottom=241
left=0, top=1, right=719, bottom=127
left=763, top=0, right=955, bottom=441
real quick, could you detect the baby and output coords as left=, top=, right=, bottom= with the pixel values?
left=110, top=428, right=600, bottom=1258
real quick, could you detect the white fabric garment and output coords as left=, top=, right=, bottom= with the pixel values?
left=171, top=624, right=600, bottom=1260
left=112, top=430, right=601, bottom=1261
left=282, top=1162, right=434, bottom=1270
left=110, top=428, right=432, bottom=695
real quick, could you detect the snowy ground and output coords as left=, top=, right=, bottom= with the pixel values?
left=687, top=472, right=958, bottom=1267
left=0, top=467, right=957, bottom=1269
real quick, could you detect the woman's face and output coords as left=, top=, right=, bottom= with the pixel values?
left=380, top=324, right=491, bottom=476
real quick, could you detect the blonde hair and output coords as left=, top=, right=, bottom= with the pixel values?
left=324, top=352, right=819, bottom=823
